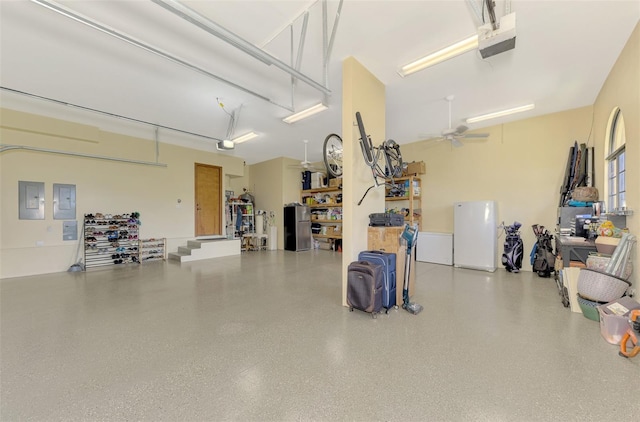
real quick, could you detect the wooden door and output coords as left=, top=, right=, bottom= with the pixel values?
left=195, top=163, right=222, bottom=236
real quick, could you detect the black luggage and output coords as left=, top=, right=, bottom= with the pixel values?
left=358, top=250, right=397, bottom=310
left=347, top=261, right=383, bottom=318
left=368, top=213, right=404, bottom=227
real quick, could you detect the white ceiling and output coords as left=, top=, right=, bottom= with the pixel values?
left=1, top=1, right=638, bottom=165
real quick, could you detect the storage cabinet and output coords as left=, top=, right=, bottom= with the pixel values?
left=385, top=176, right=421, bottom=229
left=301, top=186, right=342, bottom=250
left=84, top=213, right=140, bottom=269
left=139, top=238, right=166, bottom=262
left=228, top=201, right=254, bottom=238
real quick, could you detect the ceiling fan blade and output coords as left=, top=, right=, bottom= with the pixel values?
left=455, top=124, right=468, bottom=134
left=462, top=133, right=490, bottom=138
left=418, top=133, right=441, bottom=141
left=450, top=138, right=464, bottom=148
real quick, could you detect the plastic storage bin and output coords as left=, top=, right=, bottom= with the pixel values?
left=577, top=294, right=602, bottom=321
left=586, top=253, right=633, bottom=280
left=577, top=269, right=631, bottom=302
left=597, top=297, right=640, bottom=344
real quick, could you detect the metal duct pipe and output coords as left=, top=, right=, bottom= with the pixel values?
left=1, top=87, right=225, bottom=143
left=0, top=144, right=168, bottom=167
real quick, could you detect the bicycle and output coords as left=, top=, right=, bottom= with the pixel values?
left=355, top=111, right=405, bottom=205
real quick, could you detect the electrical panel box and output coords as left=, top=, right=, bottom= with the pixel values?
left=53, top=183, right=76, bottom=220
left=18, top=181, right=45, bottom=220
left=63, top=221, right=77, bottom=241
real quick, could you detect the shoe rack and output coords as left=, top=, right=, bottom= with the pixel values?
left=139, top=238, right=166, bottom=262
left=83, top=212, right=140, bottom=269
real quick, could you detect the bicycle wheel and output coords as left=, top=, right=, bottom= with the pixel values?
left=323, top=133, right=343, bottom=178
left=383, top=139, right=404, bottom=178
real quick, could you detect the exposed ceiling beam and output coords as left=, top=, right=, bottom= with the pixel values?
left=29, top=0, right=292, bottom=111
left=151, top=0, right=332, bottom=96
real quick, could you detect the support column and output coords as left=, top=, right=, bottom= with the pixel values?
left=341, top=57, right=386, bottom=306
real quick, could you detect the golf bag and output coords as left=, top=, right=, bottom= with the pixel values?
left=502, top=221, right=524, bottom=272
left=531, top=224, right=556, bottom=277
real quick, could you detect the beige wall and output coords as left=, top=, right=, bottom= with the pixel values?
left=2, top=23, right=637, bottom=285
left=593, top=21, right=639, bottom=287
left=247, top=156, right=304, bottom=250
left=249, top=157, right=281, bottom=250
left=1, top=109, right=246, bottom=278
left=401, top=106, right=593, bottom=272
left=394, top=22, right=638, bottom=277
left=341, top=57, right=386, bottom=305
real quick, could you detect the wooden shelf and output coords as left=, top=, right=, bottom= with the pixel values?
left=386, top=176, right=421, bottom=183
left=302, top=186, right=341, bottom=194
left=309, top=203, right=342, bottom=208
left=384, top=175, right=422, bottom=229
left=385, top=196, right=421, bottom=201
left=313, top=234, right=342, bottom=239
left=303, top=184, right=343, bottom=251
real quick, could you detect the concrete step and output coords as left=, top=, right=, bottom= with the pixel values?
left=169, top=238, right=241, bottom=262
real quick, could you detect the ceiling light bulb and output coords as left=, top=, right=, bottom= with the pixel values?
left=282, top=103, right=328, bottom=124
left=231, top=132, right=258, bottom=144
left=466, top=104, right=535, bottom=124
left=399, top=35, right=478, bottom=77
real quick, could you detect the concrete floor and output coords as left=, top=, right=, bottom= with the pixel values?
left=1, top=250, right=638, bottom=421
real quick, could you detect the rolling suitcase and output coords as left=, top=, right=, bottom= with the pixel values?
left=347, top=261, right=383, bottom=318
left=358, top=250, right=397, bottom=311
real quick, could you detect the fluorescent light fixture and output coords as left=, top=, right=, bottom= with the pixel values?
left=282, top=103, right=328, bottom=124
left=231, top=132, right=258, bottom=144
left=398, top=35, right=478, bottom=77
left=466, top=104, right=535, bottom=124
left=216, top=139, right=235, bottom=150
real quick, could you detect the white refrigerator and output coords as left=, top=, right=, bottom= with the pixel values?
left=453, top=201, right=498, bottom=272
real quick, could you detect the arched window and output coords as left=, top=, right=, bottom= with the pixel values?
left=606, top=108, right=626, bottom=212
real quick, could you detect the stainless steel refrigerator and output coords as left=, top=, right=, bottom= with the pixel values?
left=284, top=205, right=311, bottom=251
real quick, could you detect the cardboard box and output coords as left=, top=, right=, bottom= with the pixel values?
left=311, top=172, right=326, bottom=189
left=595, top=236, right=620, bottom=255
left=318, top=240, right=333, bottom=250
left=404, top=161, right=425, bottom=175
left=329, top=177, right=342, bottom=188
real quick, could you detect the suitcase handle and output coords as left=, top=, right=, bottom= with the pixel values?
left=356, top=260, right=385, bottom=268
left=363, top=250, right=387, bottom=254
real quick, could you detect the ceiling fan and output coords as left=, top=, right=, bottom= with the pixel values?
left=436, top=95, right=489, bottom=147
left=289, top=139, right=323, bottom=172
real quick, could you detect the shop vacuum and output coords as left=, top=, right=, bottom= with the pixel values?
left=401, top=224, right=423, bottom=315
